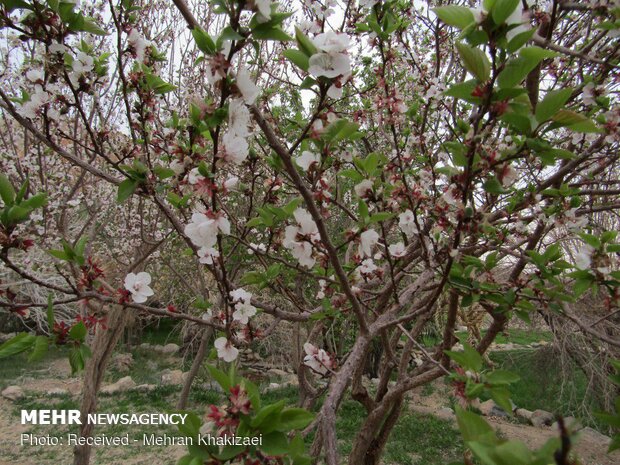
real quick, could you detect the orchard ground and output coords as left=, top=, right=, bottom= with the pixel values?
left=0, top=328, right=618, bottom=465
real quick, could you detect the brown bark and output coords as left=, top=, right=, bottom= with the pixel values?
left=73, top=305, right=129, bottom=465
left=177, top=325, right=213, bottom=410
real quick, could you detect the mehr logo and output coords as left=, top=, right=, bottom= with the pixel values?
left=21, top=410, right=82, bottom=425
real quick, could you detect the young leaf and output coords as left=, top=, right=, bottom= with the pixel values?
left=68, top=321, right=87, bottom=342
left=432, top=6, right=475, bottom=30
left=0, top=333, right=36, bottom=359
left=535, top=88, right=572, bottom=123
left=456, top=42, right=490, bottom=82
left=0, top=173, right=15, bottom=205
left=117, top=179, right=138, bottom=203
left=283, top=49, right=310, bottom=71
left=191, top=27, right=216, bottom=55
left=492, top=0, right=520, bottom=26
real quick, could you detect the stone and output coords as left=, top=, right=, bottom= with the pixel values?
left=515, top=408, right=533, bottom=421
left=139, top=343, right=152, bottom=350
left=111, top=353, right=134, bottom=373
left=101, top=376, right=136, bottom=394
left=160, top=343, right=180, bottom=354
left=439, top=407, right=454, bottom=416
left=2, top=385, right=24, bottom=401
left=161, top=369, right=185, bottom=385
left=267, top=368, right=290, bottom=378
left=134, top=384, right=157, bottom=392
left=264, top=382, right=281, bottom=392
left=579, top=427, right=611, bottom=444
left=530, top=409, right=554, bottom=427
left=46, top=388, right=69, bottom=396
left=479, top=399, right=497, bottom=416
left=551, top=417, right=579, bottom=431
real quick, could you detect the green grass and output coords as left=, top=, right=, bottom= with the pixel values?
left=140, top=319, right=181, bottom=345
left=421, top=327, right=552, bottom=348
left=489, top=348, right=601, bottom=428
left=0, top=346, right=66, bottom=390
left=335, top=400, right=463, bottom=464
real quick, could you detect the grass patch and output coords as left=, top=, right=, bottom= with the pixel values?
left=0, top=346, right=66, bottom=390
left=335, top=399, right=463, bottom=464
left=489, top=348, right=602, bottom=428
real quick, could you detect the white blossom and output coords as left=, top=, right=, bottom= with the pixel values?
left=236, top=67, right=260, bottom=104
left=308, top=52, right=351, bottom=78
left=185, top=211, right=230, bottom=249
left=283, top=208, right=320, bottom=268
left=197, top=246, right=220, bottom=265
left=354, top=179, right=373, bottom=198
left=223, top=176, right=239, bottom=191
left=128, top=29, right=151, bottom=63
left=398, top=210, right=417, bottom=237
left=124, top=272, right=154, bottom=303
left=574, top=245, right=594, bottom=270
left=359, top=258, right=377, bottom=275
left=312, top=31, right=350, bottom=53
left=255, top=0, right=272, bottom=20
left=359, top=229, right=379, bottom=258
left=295, top=150, right=320, bottom=171
left=303, top=342, right=334, bottom=375
left=388, top=242, right=406, bottom=258
left=26, top=69, right=43, bottom=82
left=214, top=337, right=239, bottom=362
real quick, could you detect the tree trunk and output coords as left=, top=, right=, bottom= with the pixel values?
left=73, top=305, right=129, bottom=465
left=177, top=325, right=213, bottom=410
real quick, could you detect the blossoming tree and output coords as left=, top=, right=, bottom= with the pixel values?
left=0, top=0, right=619, bottom=464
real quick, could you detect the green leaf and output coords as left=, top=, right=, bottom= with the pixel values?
left=28, top=336, right=49, bottom=362
left=81, top=18, right=108, bottom=36
left=15, top=178, right=29, bottom=202
left=369, top=212, right=394, bottom=223
left=251, top=400, right=285, bottom=430
left=485, top=369, right=520, bottom=385
left=117, top=179, right=138, bottom=203
left=192, top=28, right=216, bottom=55
left=153, top=166, right=176, bottom=179
left=455, top=406, right=497, bottom=443
left=550, top=110, right=601, bottom=133
left=535, top=88, right=572, bottom=123
left=219, top=25, right=244, bottom=41
left=283, top=49, right=309, bottom=71
left=483, top=177, right=507, bottom=195
left=277, top=408, right=314, bottom=431
left=261, top=431, right=289, bottom=455
left=69, top=345, right=86, bottom=373
left=322, top=119, right=361, bottom=143
left=0, top=333, right=36, bottom=359
left=506, top=28, right=535, bottom=53
left=456, top=42, right=490, bottom=82
left=8, top=205, right=30, bottom=223
left=492, top=0, right=520, bottom=25
left=432, top=6, right=475, bottom=29
left=145, top=73, right=176, bottom=94
left=47, top=294, right=55, bottom=329
left=68, top=321, right=87, bottom=342
left=1, top=0, right=32, bottom=12
left=444, top=80, right=481, bottom=104
left=21, top=193, right=47, bottom=209
left=0, top=173, right=15, bottom=205
left=252, top=24, right=292, bottom=41
left=295, top=27, right=317, bottom=56
left=207, top=365, right=232, bottom=392
left=48, top=249, right=70, bottom=260
left=177, top=411, right=203, bottom=438
left=497, top=47, right=557, bottom=88
left=445, top=343, right=483, bottom=372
